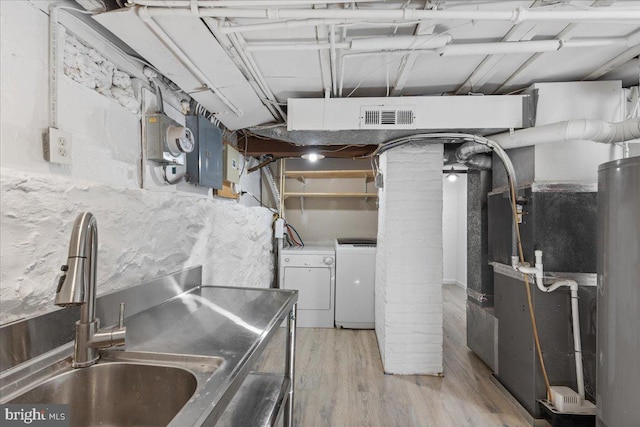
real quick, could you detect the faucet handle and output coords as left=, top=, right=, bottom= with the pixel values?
left=118, top=303, right=125, bottom=329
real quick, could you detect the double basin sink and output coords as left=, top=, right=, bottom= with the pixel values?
left=2, top=349, right=223, bottom=426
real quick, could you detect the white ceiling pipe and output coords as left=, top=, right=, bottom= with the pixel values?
left=351, top=34, right=452, bottom=51
left=221, top=19, right=422, bottom=34
left=220, top=19, right=353, bottom=34
left=335, top=34, right=632, bottom=94
left=490, top=118, right=640, bottom=149
left=130, top=0, right=382, bottom=7
left=439, top=38, right=629, bottom=56
left=226, top=32, right=287, bottom=121
left=144, top=6, right=640, bottom=23
left=245, top=34, right=451, bottom=52
left=246, top=35, right=626, bottom=53
left=246, top=42, right=350, bottom=51
left=136, top=7, right=243, bottom=117
left=329, top=24, right=338, bottom=97
left=314, top=22, right=333, bottom=98
left=200, top=16, right=282, bottom=121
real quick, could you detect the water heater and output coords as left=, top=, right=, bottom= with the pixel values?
left=596, top=155, right=640, bottom=427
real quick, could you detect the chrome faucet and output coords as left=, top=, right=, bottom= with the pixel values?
left=55, top=212, right=126, bottom=368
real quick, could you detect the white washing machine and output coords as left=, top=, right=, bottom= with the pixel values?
left=279, top=246, right=335, bottom=328
left=335, top=238, right=377, bottom=329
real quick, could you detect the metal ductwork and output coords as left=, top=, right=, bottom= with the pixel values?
left=287, top=95, right=532, bottom=132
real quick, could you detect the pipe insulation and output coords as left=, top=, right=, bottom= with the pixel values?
left=462, top=155, right=492, bottom=170
left=489, top=118, right=640, bottom=149
left=455, top=141, right=492, bottom=169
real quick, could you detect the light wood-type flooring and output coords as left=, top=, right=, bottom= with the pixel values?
left=255, top=284, right=530, bottom=427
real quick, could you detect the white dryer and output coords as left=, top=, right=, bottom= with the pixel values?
left=335, top=238, right=377, bottom=329
left=279, top=246, right=335, bottom=328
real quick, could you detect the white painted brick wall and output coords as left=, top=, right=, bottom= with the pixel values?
left=0, top=168, right=274, bottom=324
left=0, top=2, right=273, bottom=325
left=375, top=142, right=443, bottom=375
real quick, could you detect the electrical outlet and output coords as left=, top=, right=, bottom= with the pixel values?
left=43, top=128, right=73, bottom=165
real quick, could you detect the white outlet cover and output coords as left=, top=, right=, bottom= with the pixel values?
left=44, top=128, right=73, bottom=165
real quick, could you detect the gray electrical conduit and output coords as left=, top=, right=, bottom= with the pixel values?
left=261, top=164, right=281, bottom=209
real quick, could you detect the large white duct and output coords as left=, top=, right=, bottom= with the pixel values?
left=489, top=118, right=640, bottom=149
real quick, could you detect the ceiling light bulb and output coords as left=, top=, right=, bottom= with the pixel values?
left=446, top=167, right=458, bottom=182
left=301, top=153, right=325, bottom=162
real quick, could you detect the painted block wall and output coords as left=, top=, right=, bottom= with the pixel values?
left=0, top=1, right=273, bottom=324
left=443, top=175, right=467, bottom=288
left=375, top=143, right=444, bottom=375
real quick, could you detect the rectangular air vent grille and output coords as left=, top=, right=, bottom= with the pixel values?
left=396, top=110, right=413, bottom=125
left=381, top=110, right=396, bottom=125
left=364, top=110, right=380, bottom=125
left=360, top=107, right=415, bottom=128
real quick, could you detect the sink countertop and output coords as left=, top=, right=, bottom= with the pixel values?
left=0, top=266, right=297, bottom=426
left=121, top=285, right=298, bottom=426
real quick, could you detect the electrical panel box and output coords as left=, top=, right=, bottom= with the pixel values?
left=224, top=143, right=241, bottom=184
left=146, top=114, right=194, bottom=165
left=185, top=116, right=223, bottom=189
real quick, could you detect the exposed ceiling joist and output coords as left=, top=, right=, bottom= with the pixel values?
left=241, top=136, right=377, bottom=158
left=492, top=0, right=620, bottom=94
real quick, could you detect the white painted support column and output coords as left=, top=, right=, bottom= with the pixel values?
left=375, top=142, right=444, bottom=375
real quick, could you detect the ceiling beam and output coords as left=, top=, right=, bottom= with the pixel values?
left=454, top=1, right=543, bottom=95
left=582, top=44, right=640, bottom=81
left=241, top=136, right=377, bottom=158
left=492, top=0, right=615, bottom=94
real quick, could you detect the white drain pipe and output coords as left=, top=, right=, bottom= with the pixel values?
left=514, top=251, right=586, bottom=400
left=490, top=118, right=640, bottom=149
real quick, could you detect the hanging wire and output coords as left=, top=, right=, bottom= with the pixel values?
left=286, top=223, right=304, bottom=247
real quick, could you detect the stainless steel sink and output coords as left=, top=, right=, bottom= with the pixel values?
left=2, top=350, right=223, bottom=427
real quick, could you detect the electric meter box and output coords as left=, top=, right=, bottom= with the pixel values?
left=224, top=143, right=241, bottom=184
left=145, top=113, right=186, bottom=165
left=185, top=116, right=223, bottom=189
